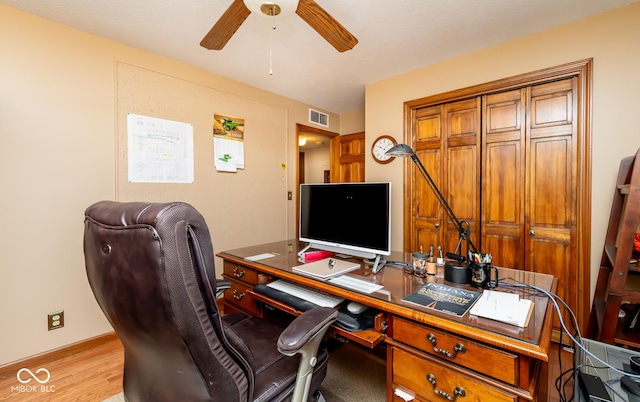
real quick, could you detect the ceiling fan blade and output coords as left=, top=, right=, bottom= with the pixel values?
left=200, top=0, right=251, bottom=50
left=295, top=0, right=358, bottom=52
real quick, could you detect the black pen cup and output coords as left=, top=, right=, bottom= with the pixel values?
left=470, top=262, right=498, bottom=289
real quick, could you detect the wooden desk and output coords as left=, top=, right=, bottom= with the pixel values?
left=217, top=240, right=556, bottom=401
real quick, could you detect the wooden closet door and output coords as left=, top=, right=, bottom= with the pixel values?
left=409, top=99, right=480, bottom=255
left=482, top=89, right=526, bottom=269
left=404, top=60, right=591, bottom=332
left=526, top=78, right=577, bottom=322
left=412, top=105, right=443, bottom=252
left=444, top=98, right=481, bottom=255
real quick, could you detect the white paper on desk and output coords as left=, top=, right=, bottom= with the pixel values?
left=245, top=253, right=277, bottom=261
left=470, top=290, right=532, bottom=327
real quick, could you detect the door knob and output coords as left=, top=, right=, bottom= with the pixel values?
left=529, top=230, right=536, bottom=237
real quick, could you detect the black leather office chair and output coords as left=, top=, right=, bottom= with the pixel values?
left=83, top=201, right=337, bottom=402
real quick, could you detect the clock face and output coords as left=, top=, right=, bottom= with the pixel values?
left=371, top=136, right=397, bottom=164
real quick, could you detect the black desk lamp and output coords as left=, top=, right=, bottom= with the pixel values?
left=386, top=143, right=478, bottom=261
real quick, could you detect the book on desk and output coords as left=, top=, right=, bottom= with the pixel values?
left=402, top=282, right=481, bottom=317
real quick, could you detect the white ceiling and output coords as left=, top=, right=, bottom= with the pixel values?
left=3, top=0, right=637, bottom=114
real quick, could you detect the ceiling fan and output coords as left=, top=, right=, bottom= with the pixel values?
left=200, top=0, right=358, bottom=52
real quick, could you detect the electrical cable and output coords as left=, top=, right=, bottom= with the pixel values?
left=500, top=278, right=640, bottom=378
left=498, top=277, right=640, bottom=401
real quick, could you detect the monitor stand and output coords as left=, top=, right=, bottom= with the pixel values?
left=298, top=243, right=387, bottom=274
left=369, top=254, right=386, bottom=274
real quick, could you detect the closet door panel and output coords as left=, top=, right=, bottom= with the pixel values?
left=445, top=98, right=481, bottom=254
left=484, top=142, right=524, bottom=269
left=526, top=78, right=577, bottom=330
left=529, top=138, right=572, bottom=227
left=446, top=98, right=479, bottom=147
left=415, top=105, right=442, bottom=142
left=411, top=105, right=444, bottom=251
left=447, top=145, right=478, bottom=253
left=414, top=148, right=442, bottom=252
left=482, top=89, right=526, bottom=269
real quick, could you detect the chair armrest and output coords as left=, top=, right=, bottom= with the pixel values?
left=277, top=307, right=338, bottom=402
left=277, top=307, right=337, bottom=355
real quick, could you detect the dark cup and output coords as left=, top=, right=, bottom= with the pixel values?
left=444, top=262, right=470, bottom=284
left=470, top=262, right=498, bottom=289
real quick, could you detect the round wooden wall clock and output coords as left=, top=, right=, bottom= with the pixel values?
left=371, top=135, right=397, bottom=164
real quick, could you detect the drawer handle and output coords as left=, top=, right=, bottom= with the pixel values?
left=426, top=373, right=466, bottom=400
left=427, top=333, right=466, bottom=357
left=232, top=267, right=246, bottom=278
left=232, top=289, right=245, bottom=300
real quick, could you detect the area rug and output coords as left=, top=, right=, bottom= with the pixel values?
left=102, top=342, right=386, bottom=402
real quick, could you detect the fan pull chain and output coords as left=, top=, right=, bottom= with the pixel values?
left=268, top=6, right=276, bottom=76
left=269, top=25, right=275, bottom=75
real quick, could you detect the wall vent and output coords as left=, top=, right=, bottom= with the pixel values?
left=308, top=108, right=329, bottom=127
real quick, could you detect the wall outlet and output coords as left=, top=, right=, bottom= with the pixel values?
left=48, top=310, right=64, bottom=331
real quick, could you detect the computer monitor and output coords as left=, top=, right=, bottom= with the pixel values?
left=299, top=182, right=392, bottom=273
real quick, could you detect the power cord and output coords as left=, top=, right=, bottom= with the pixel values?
left=498, top=277, right=640, bottom=402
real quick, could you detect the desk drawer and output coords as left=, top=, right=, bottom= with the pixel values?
left=392, top=347, right=517, bottom=402
left=392, top=316, right=518, bottom=385
left=223, top=261, right=260, bottom=285
left=224, top=281, right=257, bottom=316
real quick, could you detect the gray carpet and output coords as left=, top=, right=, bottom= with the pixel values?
left=321, top=342, right=386, bottom=402
left=102, top=342, right=386, bottom=402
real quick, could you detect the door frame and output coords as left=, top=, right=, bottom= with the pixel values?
left=295, top=123, right=338, bottom=236
left=403, top=59, right=592, bottom=331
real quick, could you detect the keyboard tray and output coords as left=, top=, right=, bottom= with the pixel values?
left=250, top=286, right=385, bottom=349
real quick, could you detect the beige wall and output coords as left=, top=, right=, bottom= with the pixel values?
left=0, top=5, right=342, bottom=365
left=339, top=109, right=366, bottom=134
left=365, top=2, right=640, bottom=301
left=303, top=147, right=331, bottom=183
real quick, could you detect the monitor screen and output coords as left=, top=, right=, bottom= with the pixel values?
left=299, top=182, right=392, bottom=258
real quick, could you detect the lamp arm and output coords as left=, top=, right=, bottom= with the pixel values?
left=410, top=154, right=478, bottom=254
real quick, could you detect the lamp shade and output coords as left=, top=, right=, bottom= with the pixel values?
left=385, top=143, right=416, bottom=157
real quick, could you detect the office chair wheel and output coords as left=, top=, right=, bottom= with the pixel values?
left=313, top=390, right=326, bottom=402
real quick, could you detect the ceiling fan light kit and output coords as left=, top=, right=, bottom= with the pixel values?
left=243, top=0, right=298, bottom=17
left=200, top=0, right=358, bottom=52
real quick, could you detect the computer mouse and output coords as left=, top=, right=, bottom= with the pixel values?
left=622, top=375, right=640, bottom=397
left=346, top=301, right=369, bottom=315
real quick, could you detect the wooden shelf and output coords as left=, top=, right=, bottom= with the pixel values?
left=588, top=148, right=640, bottom=347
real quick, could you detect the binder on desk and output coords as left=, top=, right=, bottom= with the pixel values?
left=292, top=258, right=360, bottom=279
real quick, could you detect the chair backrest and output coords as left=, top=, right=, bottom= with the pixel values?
left=83, top=201, right=252, bottom=402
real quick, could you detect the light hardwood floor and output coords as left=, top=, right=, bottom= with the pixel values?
left=0, top=332, right=574, bottom=401
left=0, top=333, right=123, bottom=401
